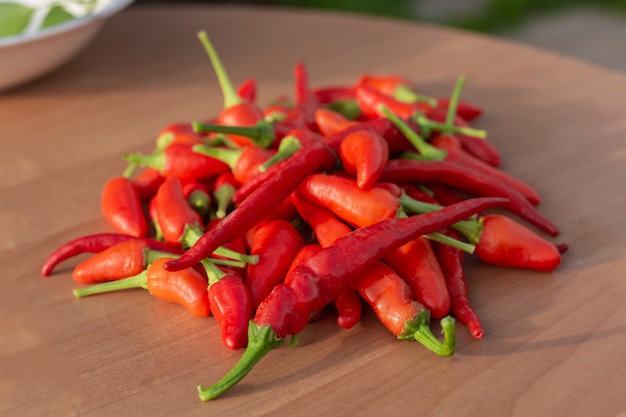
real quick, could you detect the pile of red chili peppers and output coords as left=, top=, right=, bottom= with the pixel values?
left=42, top=31, right=567, bottom=401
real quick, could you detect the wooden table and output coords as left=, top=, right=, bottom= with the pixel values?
left=2, top=5, right=626, bottom=416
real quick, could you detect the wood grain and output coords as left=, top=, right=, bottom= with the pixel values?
left=1, top=5, right=626, bottom=416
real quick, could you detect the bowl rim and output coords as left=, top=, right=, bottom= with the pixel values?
left=0, top=0, right=135, bottom=48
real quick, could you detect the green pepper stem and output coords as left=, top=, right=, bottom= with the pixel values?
left=122, top=163, right=137, bottom=179
left=393, top=84, right=438, bottom=107
left=73, top=271, right=148, bottom=298
left=201, top=258, right=227, bottom=286
left=182, top=224, right=260, bottom=265
left=399, top=310, right=456, bottom=357
left=258, top=135, right=302, bottom=172
left=192, top=144, right=241, bottom=171
left=445, top=75, right=466, bottom=129
left=379, top=105, right=447, bottom=161
left=122, top=151, right=166, bottom=172
left=197, top=322, right=284, bottom=401
left=398, top=192, right=483, bottom=244
left=213, top=183, right=237, bottom=219
left=426, top=232, right=475, bottom=254
left=197, top=31, right=241, bottom=109
left=187, top=189, right=211, bottom=217
left=327, top=99, right=362, bottom=120
left=192, top=120, right=276, bottom=148
left=413, top=113, right=487, bottom=139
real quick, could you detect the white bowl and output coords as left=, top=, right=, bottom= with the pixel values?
left=0, top=0, right=135, bottom=91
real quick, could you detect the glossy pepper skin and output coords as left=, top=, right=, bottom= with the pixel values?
left=73, top=257, right=210, bottom=318
left=101, top=177, right=149, bottom=238
left=197, top=197, right=510, bottom=401
left=245, top=219, right=305, bottom=309
left=207, top=265, right=253, bottom=350
left=474, top=214, right=562, bottom=272
left=298, top=174, right=400, bottom=228
left=164, top=141, right=337, bottom=272
left=72, top=240, right=150, bottom=284
left=383, top=236, right=450, bottom=320
left=41, top=233, right=180, bottom=277
left=338, top=130, right=389, bottom=190
left=154, top=177, right=204, bottom=247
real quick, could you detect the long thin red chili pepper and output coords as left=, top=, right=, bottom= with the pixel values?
left=73, top=257, right=210, bottom=318
left=197, top=196, right=509, bottom=400
left=101, top=177, right=149, bottom=238
left=432, top=228, right=484, bottom=339
left=164, top=141, right=336, bottom=272
left=380, top=159, right=559, bottom=236
left=41, top=233, right=180, bottom=277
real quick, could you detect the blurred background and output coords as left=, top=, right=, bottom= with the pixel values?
left=134, top=0, right=626, bottom=73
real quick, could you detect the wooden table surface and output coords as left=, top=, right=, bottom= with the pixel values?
left=2, top=5, right=626, bottom=417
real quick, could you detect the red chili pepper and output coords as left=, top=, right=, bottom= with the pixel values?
left=203, top=260, right=252, bottom=350
left=284, top=62, right=320, bottom=131
left=355, top=83, right=427, bottom=120
left=41, top=233, right=181, bottom=277
left=474, top=214, right=562, bottom=272
left=288, top=243, right=362, bottom=329
left=298, top=174, right=400, bottom=228
left=398, top=193, right=563, bottom=273
left=314, top=108, right=358, bottom=136
left=430, top=134, right=541, bottom=205
left=154, top=177, right=204, bottom=247
left=132, top=168, right=165, bottom=201
left=71, top=239, right=171, bottom=284
left=236, top=77, right=257, bottom=102
left=197, top=31, right=265, bottom=147
left=357, top=74, right=413, bottom=96
left=432, top=228, right=484, bottom=339
left=380, top=159, right=559, bottom=236
left=312, top=86, right=355, bottom=104
left=383, top=236, right=450, bottom=319
left=164, top=141, right=336, bottom=272
left=156, top=123, right=205, bottom=150
left=73, top=257, right=210, bottom=318
left=101, top=176, right=149, bottom=238
left=124, top=143, right=231, bottom=184
left=338, top=130, right=389, bottom=190
left=245, top=219, right=304, bottom=309
left=322, top=116, right=413, bottom=153
left=197, top=196, right=509, bottom=400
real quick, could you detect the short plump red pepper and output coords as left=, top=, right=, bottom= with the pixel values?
left=193, top=144, right=274, bottom=184
left=71, top=239, right=173, bottom=284
left=73, top=257, right=210, bottom=318
left=101, top=176, right=149, bottom=238
left=314, top=108, right=358, bottom=136
left=154, top=177, right=204, bottom=247
left=338, top=130, right=389, bottom=190
left=196, top=196, right=509, bottom=400
left=298, top=174, right=400, bottom=228
left=383, top=236, right=450, bottom=319
left=132, top=168, right=165, bottom=201
left=245, top=219, right=305, bottom=309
